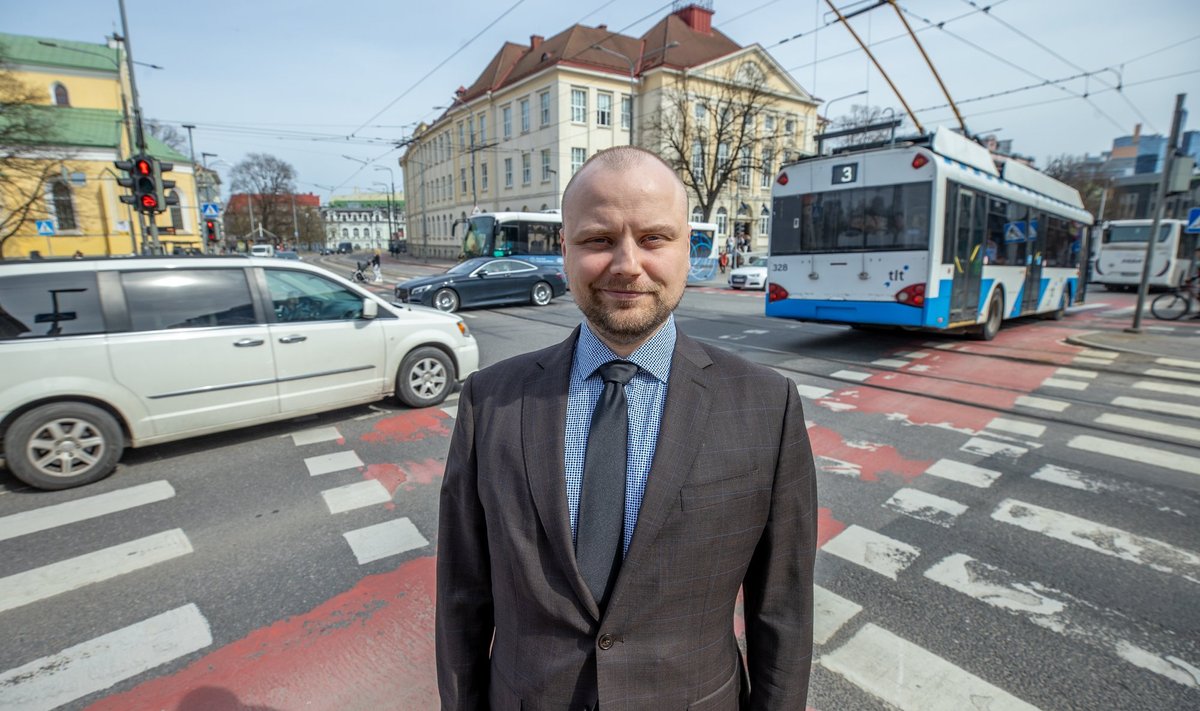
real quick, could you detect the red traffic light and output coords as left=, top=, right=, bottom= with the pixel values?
left=140, top=194, right=159, bottom=209
left=135, top=159, right=152, bottom=176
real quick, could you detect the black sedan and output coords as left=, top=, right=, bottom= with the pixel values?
left=394, top=257, right=567, bottom=313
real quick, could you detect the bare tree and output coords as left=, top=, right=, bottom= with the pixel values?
left=647, top=61, right=783, bottom=222
left=145, top=119, right=187, bottom=153
left=0, top=43, right=64, bottom=256
left=227, top=153, right=297, bottom=241
left=830, top=104, right=903, bottom=149
left=1044, top=154, right=1111, bottom=218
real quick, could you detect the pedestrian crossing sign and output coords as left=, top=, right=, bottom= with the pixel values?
left=35, top=220, right=55, bottom=236
left=1186, top=207, right=1200, bottom=234
left=201, top=203, right=221, bottom=218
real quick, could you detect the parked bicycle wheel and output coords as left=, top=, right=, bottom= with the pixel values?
left=1150, top=291, right=1190, bottom=320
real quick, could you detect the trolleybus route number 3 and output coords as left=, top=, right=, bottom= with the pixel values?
left=833, top=163, right=857, bottom=184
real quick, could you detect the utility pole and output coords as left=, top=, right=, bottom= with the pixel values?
left=181, top=124, right=206, bottom=252
left=117, top=0, right=159, bottom=254
left=1129, top=93, right=1187, bottom=333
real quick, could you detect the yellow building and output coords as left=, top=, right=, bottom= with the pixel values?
left=0, top=31, right=200, bottom=260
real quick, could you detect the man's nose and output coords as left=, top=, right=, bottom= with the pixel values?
left=608, top=236, right=643, bottom=275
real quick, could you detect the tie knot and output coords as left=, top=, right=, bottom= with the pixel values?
left=597, top=360, right=638, bottom=386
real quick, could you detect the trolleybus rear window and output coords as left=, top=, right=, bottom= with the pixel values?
left=772, top=183, right=931, bottom=254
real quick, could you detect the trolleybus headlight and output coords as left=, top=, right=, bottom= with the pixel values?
left=911, top=153, right=929, bottom=169
left=896, top=283, right=926, bottom=307
left=768, top=283, right=789, bottom=302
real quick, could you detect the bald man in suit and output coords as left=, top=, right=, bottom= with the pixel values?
left=437, top=146, right=817, bottom=710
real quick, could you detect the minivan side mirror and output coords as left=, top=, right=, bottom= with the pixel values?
left=362, top=299, right=378, bottom=319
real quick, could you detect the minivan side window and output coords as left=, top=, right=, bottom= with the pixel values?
left=121, top=269, right=256, bottom=332
left=265, top=269, right=366, bottom=322
left=0, top=272, right=105, bottom=340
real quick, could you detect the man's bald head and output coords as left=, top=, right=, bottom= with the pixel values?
left=561, top=146, right=688, bottom=224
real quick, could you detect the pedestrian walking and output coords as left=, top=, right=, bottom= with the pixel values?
left=370, top=252, right=382, bottom=282
left=718, top=249, right=728, bottom=274
left=437, top=145, right=817, bottom=711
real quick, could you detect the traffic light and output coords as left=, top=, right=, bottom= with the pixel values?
left=204, top=219, right=219, bottom=242
left=156, top=161, right=179, bottom=209
left=133, top=156, right=158, bottom=212
left=114, top=157, right=139, bottom=207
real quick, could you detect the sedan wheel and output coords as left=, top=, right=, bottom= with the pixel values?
left=397, top=347, right=454, bottom=407
left=433, top=288, right=460, bottom=313
left=531, top=281, right=553, bottom=306
left=4, top=402, right=124, bottom=490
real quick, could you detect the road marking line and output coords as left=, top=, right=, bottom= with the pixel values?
left=1145, top=325, right=1176, bottom=333
left=290, top=426, right=342, bottom=446
left=1042, top=377, right=1088, bottom=391
left=343, top=517, right=429, bottom=565
left=991, top=499, right=1200, bottom=583
left=1068, top=434, right=1200, bottom=476
left=321, top=480, right=392, bottom=514
left=0, top=603, right=212, bottom=711
left=440, top=404, right=459, bottom=418
left=924, top=554, right=1199, bottom=689
left=813, top=584, right=863, bottom=646
left=831, top=370, right=872, bottom=382
left=1134, top=380, right=1200, bottom=398
left=1146, top=368, right=1200, bottom=383
left=1032, top=462, right=1186, bottom=517
left=1103, top=307, right=1135, bottom=317
left=304, top=450, right=364, bottom=477
left=1073, top=357, right=1112, bottom=366
left=897, top=351, right=930, bottom=359
left=961, top=437, right=1029, bottom=458
left=1113, top=396, right=1200, bottom=420
left=822, top=525, right=920, bottom=580
left=1069, top=303, right=1111, bottom=312
left=884, top=488, right=967, bottom=528
left=1054, top=367, right=1098, bottom=379
left=0, top=529, right=193, bottom=613
left=458, top=312, right=477, bottom=319
left=925, top=458, right=1001, bottom=488
left=1156, top=357, right=1200, bottom=370
left=0, top=481, right=174, bottom=543
left=871, top=359, right=909, bottom=368
left=1015, top=395, right=1070, bottom=412
left=1079, top=348, right=1119, bottom=358
left=795, top=383, right=834, bottom=400
left=820, top=622, right=1043, bottom=711
left=986, top=417, right=1046, bottom=438
left=1097, top=413, right=1200, bottom=443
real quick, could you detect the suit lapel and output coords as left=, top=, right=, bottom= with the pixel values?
left=607, top=333, right=713, bottom=612
left=521, top=328, right=601, bottom=619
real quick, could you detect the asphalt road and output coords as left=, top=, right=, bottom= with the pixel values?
left=1, top=282, right=1197, bottom=710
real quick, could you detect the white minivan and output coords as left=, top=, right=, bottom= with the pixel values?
left=0, top=256, right=479, bottom=490
left=249, top=244, right=275, bottom=257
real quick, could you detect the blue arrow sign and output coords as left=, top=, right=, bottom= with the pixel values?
left=1186, top=207, right=1200, bottom=234
left=35, top=220, right=55, bottom=236
left=201, top=202, right=221, bottom=218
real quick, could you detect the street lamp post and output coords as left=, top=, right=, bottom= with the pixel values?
left=181, top=124, right=206, bottom=251
left=374, top=166, right=397, bottom=250
left=818, top=89, right=868, bottom=154
left=591, top=41, right=679, bottom=146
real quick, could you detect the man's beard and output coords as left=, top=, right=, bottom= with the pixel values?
left=577, top=281, right=683, bottom=347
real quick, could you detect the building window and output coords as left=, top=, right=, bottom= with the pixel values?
left=597, top=92, right=613, bottom=127
left=540, top=91, right=551, bottom=126
left=478, top=112, right=487, bottom=143
left=694, top=103, right=706, bottom=122
left=716, top=207, right=728, bottom=236
left=761, top=148, right=774, bottom=188
left=504, top=158, right=513, bottom=188
left=461, top=168, right=467, bottom=193
left=717, top=142, right=729, bottom=170
left=481, top=162, right=489, bottom=191
left=458, top=122, right=465, bottom=149
left=765, top=115, right=775, bottom=133
left=739, top=147, right=752, bottom=188
left=52, top=82, right=70, bottom=107
left=621, top=95, right=632, bottom=130
left=342, top=228, right=349, bottom=238
left=353, top=228, right=359, bottom=238
left=691, top=141, right=705, bottom=176
left=541, top=149, right=552, bottom=181
left=169, top=191, right=183, bottom=231
left=571, top=88, right=587, bottom=123
left=48, top=179, right=77, bottom=230
left=758, top=206, right=770, bottom=236
left=571, top=147, right=586, bottom=175
left=468, top=116, right=475, bottom=145
left=785, top=117, right=796, bottom=135
left=502, top=105, right=512, bottom=139
left=520, top=99, right=530, bottom=133
left=522, top=153, right=532, bottom=184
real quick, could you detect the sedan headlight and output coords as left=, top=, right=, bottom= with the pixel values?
left=410, top=285, right=431, bottom=295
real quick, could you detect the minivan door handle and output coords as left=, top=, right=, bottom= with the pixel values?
left=278, top=335, right=308, bottom=344
left=233, top=338, right=265, bottom=347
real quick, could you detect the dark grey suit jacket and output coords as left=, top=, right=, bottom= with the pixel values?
left=436, top=328, right=817, bottom=711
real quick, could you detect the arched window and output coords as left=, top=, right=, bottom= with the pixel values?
left=715, top=207, right=728, bottom=236
left=691, top=206, right=704, bottom=222
left=169, top=191, right=183, bottom=231
left=352, top=228, right=359, bottom=238
left=342, top=228, right=348, bottom=238
left=49, top=179, right=77, bottom=230
left=758, top=205, right=770, bottom=236
left=52, top=83, right=70, bottom=107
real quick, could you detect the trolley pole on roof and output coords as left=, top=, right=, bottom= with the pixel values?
left=887, top=0, right=966, bottom=134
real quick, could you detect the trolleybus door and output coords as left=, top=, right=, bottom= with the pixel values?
left=1022, top=213, right=1045, bottom=312
left=947, top=186, right=985, bottom=324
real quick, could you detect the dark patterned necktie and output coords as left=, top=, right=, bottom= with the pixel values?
left=576, top=360, right=638, bottom=610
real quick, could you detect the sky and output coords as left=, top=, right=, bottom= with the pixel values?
left=4, top=0, right=1199, bottom=203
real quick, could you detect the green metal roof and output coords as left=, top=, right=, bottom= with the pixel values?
left=0, top=32, right=120, bottom=74
left=4, top=105, right=189, bottom=162
left=144, top=134, right=189, bottom=163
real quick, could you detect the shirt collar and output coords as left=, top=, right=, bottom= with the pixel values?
left=576, top=316, right=676, bottom=384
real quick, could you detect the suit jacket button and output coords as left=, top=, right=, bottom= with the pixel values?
left=598, top=633, right=614, bottom=650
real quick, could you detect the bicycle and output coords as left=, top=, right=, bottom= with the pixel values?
left=1150, top=276, right=1197, bottom=320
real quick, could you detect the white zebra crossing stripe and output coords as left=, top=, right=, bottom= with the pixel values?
left=321, top=480, right=392, bottom=514
left=1112, top=396, right=1200, bottom=421
left=1079, top=348, right=1118, bottom=358
left=991, top=499, right=1200, bottom=583
left=924, top=554, right=1199, bottom=688
left=795, top=383, right=833, bottom=400
left=925, top=458, right=1001, bottom=488
left=820, top=622, right=1044, bottom=711
left=832, top=370, right=872, bottom=382
left=1042, top=377, right=1089, bottom=391
left=871, top=359, right=909, bottom=368
left=304, top=450, right=364, bottom=476
left=0, top=529, right=193, bottom=613
left=961, top=437, right=1029, bottom=458
left=1097, top=413, right=1200, bottom=443
left=1072, top=357, right=1112, bottom=366
left=821, top=525, right=920, bottom=580
left=1031, top=464, right=1185, bottom=517
left=1146, top=368, right=1200, bottom=383
left=985, top=417, right=1046, bottom=438
left=897, top=351, right=930, bottom=359
left=0, top=604, right=212, bottom=711
left=1133, top=380, right=1200, bottom=398
left=290, top=426, right=342, bottom=446
left=1016, top=395, right=1071, bottom=413
left=0, top=481, right=174, bottom=543
left=1156, top=357, right=1200, bottom=370
left=343, top=517, right=429, bottom=564
left=1055, top=367, right=1098, bottom=379
left=813, top=585, right=863, bottom=645
left=884, top=488, right=968, bottom=528
left=440, top=404, right=459, bottom=418
left=1068, top=434, right=1200, bottom=476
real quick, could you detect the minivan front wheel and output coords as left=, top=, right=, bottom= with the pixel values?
left=4, top=402, right=124, bottom=490
left=397, top=347, right=455, bottom=408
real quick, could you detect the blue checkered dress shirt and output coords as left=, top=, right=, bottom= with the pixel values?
left=566, top=316, right=675, bottom=556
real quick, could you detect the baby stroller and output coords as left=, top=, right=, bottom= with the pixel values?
left=350, top=261, right=368, bottom=283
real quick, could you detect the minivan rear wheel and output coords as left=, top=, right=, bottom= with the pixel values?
left=4, top=402, right=124, bottom=490
left=397, top=347, right=455, bottom=408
